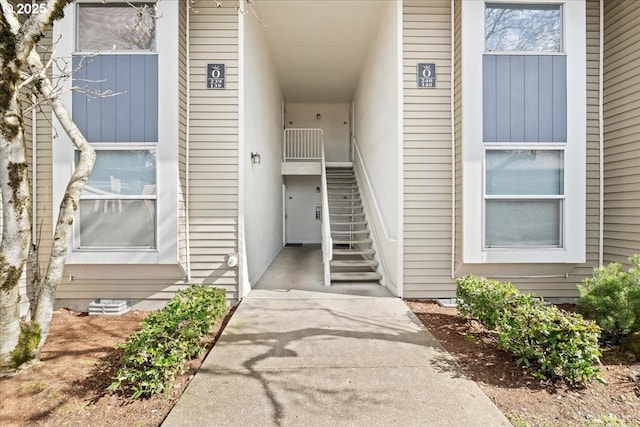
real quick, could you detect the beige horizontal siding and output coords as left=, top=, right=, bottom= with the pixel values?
left=404, top=0, right=601, bottom=299
left=187, top=2, right=239, bottom=300
left=603, top=0, right=640, bottom=266
left=403, top=0, right=455, bottom=298
left=55, top=5, right=241, bottom=307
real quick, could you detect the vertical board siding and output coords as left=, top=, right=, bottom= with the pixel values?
left=483, top=55, right=567, bottom=143
left=603, top=0, right=640, bottom=266
left=509, top=0, right=601, bottom=295
left=72, top=55, right=158, bottom=142
left=403, top=0, right=455, bottom=298
left=188, top=4, right=240, bottom=299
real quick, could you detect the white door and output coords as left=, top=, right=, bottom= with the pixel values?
left=285, top=176, right=322, bottom=244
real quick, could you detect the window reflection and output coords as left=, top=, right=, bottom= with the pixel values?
left=77, top=4, right=156, bottom=51
left=485, top=4, right=561, bottom=52
left=81, top=150, right=156, bottom=197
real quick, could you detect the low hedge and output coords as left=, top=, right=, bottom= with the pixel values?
left=456, top=275, right=602, bottom=384
left=108, top=285, right=226, bottom=399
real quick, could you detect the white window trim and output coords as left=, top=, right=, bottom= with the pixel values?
left=53, top=0, right=179, bottom=264
left=461, top=0, right=586, bottom=264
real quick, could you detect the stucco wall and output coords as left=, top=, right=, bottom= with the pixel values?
left=354, top=0, right=401, bottom=292
left=243, top=12, right=285, bottom=284
left=284, top=103, right=350, bottom=163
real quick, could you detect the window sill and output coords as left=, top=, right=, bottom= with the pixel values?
left=64, top=263, right=187, bottom=281
left=67, top=249, right=174, bottom=265
left=464, top=247, right=585, bottom=265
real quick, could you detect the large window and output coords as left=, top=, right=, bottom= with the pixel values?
left=77, top=3, right=156, bottom=51
left=485, top=149, right=564, bottom=247
left=485, top=4, right=562, bottom=52
left=461, top=0, right=586, bottom=264
left=74, top=2, right=158, bottom=250
left=78, top=149, right=157, bottom=248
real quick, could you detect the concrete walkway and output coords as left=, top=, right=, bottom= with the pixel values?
left=162, top=246, right=511, bottom=427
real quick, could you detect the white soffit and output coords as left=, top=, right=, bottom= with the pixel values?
left=253, top=0, right=384, bottom=102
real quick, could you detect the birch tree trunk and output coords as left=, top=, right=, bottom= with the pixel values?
left=26, top=50, right=96, bottom=354
left=0, top=74, right=31, bottom=372
left=0, top=0, right=77, bottom=371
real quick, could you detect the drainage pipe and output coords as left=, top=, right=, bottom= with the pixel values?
left=185, top=3, right=192, bottom=280
left=450, top=0, right=456, bottom=279
left=598, top=0, right=604, bottom=267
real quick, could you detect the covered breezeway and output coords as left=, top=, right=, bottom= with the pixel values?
left=240, top=0, right=402, bottom=297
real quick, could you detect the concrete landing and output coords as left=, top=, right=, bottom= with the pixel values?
left=162, top=247, right=511, bottom=427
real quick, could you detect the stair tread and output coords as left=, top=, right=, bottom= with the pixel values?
left=330, top=272, right=382, bottom=282
left=332, top=221, right=368, bottom=226
left=333, top=238, right=372, bottom=245
left=332, top=249, right=375, bottom=256
left=332, top=230, right=369, bottom=235
left=331, top=260, right=379, bottom=267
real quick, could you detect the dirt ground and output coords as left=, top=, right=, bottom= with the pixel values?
left=1, top=302, right=638, bottom=427
left=0, top=307, right=233, bottom=427
left=407, top=300, right=640, bottom=427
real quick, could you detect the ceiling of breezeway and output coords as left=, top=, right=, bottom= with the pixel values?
left=252, top=0, right=385, bottom=102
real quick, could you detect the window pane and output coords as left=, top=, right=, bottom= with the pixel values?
left=82, top=150, right=156, bottom=196
left=486, top=200, right=561, bottom=247
left=485, top=4, right=561, bottom=52
left=78, top=4, right=156, bottom=51
left=79, top=200, right=156, bottom=248
left=486, top=150, right=563, bottom=195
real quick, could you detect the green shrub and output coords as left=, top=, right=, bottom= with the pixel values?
left=108, top=285, right=226, bottom=399
left=456, top=275, right=518, bottom=330
left=456, top=275, right=602, bottom=384
left=577, top=255, right=640, bottom=343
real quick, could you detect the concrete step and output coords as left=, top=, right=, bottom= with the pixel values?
left=331, top=230, right=369, bottom=237
left=330, top=272, right=383, bottom=282
left=328, top=199, right=362, bottom=204
left=333, top=238, right=373, bottom=245
left=330, top=205, right=363, bottom=209
left=327, top=191, right=359, bottom=196
left=330, top=212, right=365, bottom=217
left=331, top=221, right=368, bottom=226
left=332, top=248, right=376, bottom=256
left=330, top=260, right=379, bottom=268
left=328, top=197, right=360, bottom=202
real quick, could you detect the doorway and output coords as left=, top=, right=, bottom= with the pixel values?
left=284, top=176, right=322, bottom=244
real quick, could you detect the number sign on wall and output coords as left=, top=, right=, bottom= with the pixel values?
left=417, top=63, right=436, bottom=88
left=207, top=63, right=226, bottom=89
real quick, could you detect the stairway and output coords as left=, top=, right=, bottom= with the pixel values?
left=326, top=167, right=382, bottom=284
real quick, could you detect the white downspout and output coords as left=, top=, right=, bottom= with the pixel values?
left=598, top=0, right=604, bottom=267
left=237, top=2, right=250, bottom=299
left=396, top=0, right=404, bottom=297
left=450, top=0, right=456, bottom=278
left=185, top=3, right=192, bottom=280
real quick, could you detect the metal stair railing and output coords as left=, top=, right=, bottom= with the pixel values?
left=283, top=128, right=323, bottom=161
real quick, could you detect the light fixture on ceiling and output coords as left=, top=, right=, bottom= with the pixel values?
left=251, top=152, right=261, bottom=164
